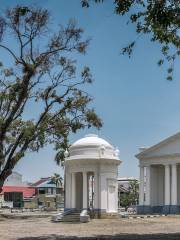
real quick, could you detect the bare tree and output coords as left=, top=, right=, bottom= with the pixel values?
left=0, top=6, right=102, bottom=190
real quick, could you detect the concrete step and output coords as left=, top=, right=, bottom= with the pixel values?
left=59, top=217, right=80, bottom=222
left=60, top=219, right=80, bottom=222
left=59, top=210, right=81, bottom=222
left=66, top=213, right=80, bottom=215
left=62, top=217, right=80, bottom=220
left=63, top=215, right=80, bottom=219
left=63, top=217, right=80, bottom=220
left=63, top=215, right=80, bottom=217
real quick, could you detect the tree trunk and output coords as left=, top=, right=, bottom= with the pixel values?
left=0, top=169, right=12, bottom=193
left=0, top=179, right=4, bottom=193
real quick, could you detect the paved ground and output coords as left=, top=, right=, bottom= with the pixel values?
left=1, top=216, right=180, bottom=240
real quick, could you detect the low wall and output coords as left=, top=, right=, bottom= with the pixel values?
left=137, top=205, right=180, bottom=214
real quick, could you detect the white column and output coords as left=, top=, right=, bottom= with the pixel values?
left=65, top=168, right=71, bottom=208
left=145, top=165, right=151, bottom=205
left=171, top=164, right=177, bottom=205
left=139, top=166, right=144, bottom=205
left=83, top=171, right=88, bottom=209
left=94, top=172, right=99, bottom=209
left=164, top=164, right=170, bottom=205
left=71, top=172, right=76, bottom=208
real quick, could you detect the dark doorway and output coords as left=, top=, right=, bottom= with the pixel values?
left=4, top=192, right=23, bottom=208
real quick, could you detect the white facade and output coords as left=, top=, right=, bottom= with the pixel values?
left=136, top=132, right=180, bottom=214
left=4, top=172, right=29, bottom=187
left=65, top=134, right=121, bottom=214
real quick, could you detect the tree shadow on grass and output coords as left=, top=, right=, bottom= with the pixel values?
left=17, top=233, right=180, bottom=240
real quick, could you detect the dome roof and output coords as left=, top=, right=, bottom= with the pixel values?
left=70, top=134, right=113, bottom=149
left=66, top=134, right=120, bottom=163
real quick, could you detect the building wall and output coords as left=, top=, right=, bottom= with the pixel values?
left=65, top=161, right=119, bottom=213
left=0, top=195, right=3, bottom=207
left=4, top=172, right=28, bottom=187
left=24, top=201, right=37, bottom=209
left=99, top=164, right=118, bottom=213
left=150, top=166, right=164, bottom=206
left=144, top=137, right=180, bottom=158
left=177, top=165, right=180, bottom=205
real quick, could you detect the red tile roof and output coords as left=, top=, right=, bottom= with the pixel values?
left=1, top=186, right=35, bottom=198
left=31, top=178, right=50, bottom=187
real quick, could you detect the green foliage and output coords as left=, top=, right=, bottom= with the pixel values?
left=50, top=173, right=63, bottom=187
left=0, top=5, right=102, bottom=187
left=120, top=180, right=139, bottom=209
left=82, top=0, right=180, bottom=80
left=81, top=0, right=103, bottom=8
left=120, top=194, right=131, bottom=209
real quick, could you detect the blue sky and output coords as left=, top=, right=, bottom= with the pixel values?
left=1, top=0, right=180, bottom=182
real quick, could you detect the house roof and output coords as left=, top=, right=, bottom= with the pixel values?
left=1, top=186, right=35, bottom=198
left=118, top=177, right=137, bottom=181
left=31, top=178, right=50, bottom=187
left=136, top=132, right=180, bottom=159
left=31, top=178, right=58, bottom=188
left=37, top=182, right=56, bottom=188
left=118, top=185, right=129, bottom=193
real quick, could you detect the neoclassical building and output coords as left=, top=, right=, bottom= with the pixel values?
left=136, top=132, right=180, bottom=214
left=64, top=134, right=121, bottom=216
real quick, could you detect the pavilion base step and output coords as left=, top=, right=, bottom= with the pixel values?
left=59, top=210, right=81, bottom=222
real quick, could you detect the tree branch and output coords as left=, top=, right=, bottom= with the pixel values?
left=0, top=44, right=20, bottom=63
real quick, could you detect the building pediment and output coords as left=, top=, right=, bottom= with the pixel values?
left=136, top=132, right=180, bottom=159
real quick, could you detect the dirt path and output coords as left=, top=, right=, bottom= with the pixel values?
left=1, top=216, right=180, bottom=240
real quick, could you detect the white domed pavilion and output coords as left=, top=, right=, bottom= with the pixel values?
left=64, top=134, right=121, bottom=217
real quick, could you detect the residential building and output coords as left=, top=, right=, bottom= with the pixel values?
left=30, top=178, right=64, bottom=209
left=0, top=172, right=35, bottom=208
left=0, top=172, right=64, bottom=209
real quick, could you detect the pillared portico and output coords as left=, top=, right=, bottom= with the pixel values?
left=136, top=132, right=180, bottom=214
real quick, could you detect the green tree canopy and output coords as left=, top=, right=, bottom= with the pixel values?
left=82, top=0, right=180, bottom=80
left=0, top=5, right=102, bottom=189
left=50, top=173, right=63, bottom=187
left=120, top=180, right=139, bottom=209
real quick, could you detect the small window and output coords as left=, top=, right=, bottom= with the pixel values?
left=38, top=201, right=43, bottom=206
left=39, top=188, right=45, bottom=194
